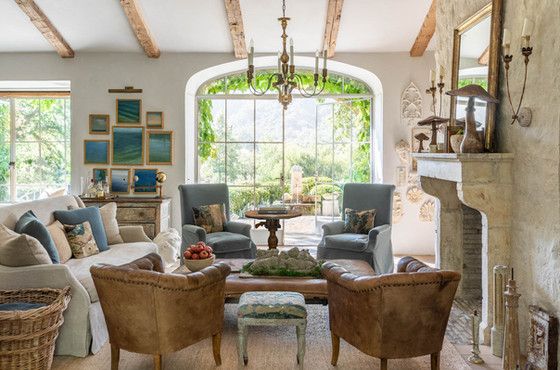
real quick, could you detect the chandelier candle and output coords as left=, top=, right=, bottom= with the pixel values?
left=246, top=0, right=328, bottom=109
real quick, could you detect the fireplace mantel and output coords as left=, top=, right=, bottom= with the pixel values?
left=413, top=153, right=514, bottom=345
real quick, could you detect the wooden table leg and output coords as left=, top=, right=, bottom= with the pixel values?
left=265, top=219, right=280, bottom=250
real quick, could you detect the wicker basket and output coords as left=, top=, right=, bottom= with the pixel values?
left=0, top=287, right=71, bottom=370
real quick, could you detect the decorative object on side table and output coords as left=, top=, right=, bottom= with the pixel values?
left=468, top=310, right=484, bottom=364
left=446, top=85, right=499, bottom=153
left=492, top=265, right=509, bottom=357
left=155, top=171, right=167, bottom=198
left=245, top=209, right=302, bottom=250
left=417, top=115, right=449, bottom=152
left=503, top=268, right=521, bottom=370
left=525, top=306, right=558, bottom=370
left=183, top=241, right=215, bottom=272
left=502, top=19, right=534, bottom=126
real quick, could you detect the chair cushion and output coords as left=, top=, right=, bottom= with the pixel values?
left=15, top=210, right=60, bottom=263
left=54, top=207, right=109, bottom=251
left=324, top=233, right=368, bottom=252
left=238, top=291, right=307, bottom=319
left=206, top=231, right=252, bottom=253
left=343, top=208, right=376, bottom=234
left=193, top=203, right=226, bottom=233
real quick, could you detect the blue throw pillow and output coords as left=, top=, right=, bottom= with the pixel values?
left=15, top=210, right=60, bottom=264
left=54, top=207, right=109, bottom=251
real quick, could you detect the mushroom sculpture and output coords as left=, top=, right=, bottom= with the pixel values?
left=446, top=84, right=499, bottom=153
left=414, top=132, right=430, bottom=153
left=417, top=115, right=450, bottom=149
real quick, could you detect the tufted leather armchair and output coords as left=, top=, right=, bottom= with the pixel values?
left=90, top=253, right=231, bottom=370
left=322, top=257, right=461, bottom=370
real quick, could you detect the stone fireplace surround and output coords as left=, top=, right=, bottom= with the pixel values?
left=413, top=153, right=513, bottom=345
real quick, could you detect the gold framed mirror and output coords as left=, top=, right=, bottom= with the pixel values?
left=450, top=0, right=502, bottom=151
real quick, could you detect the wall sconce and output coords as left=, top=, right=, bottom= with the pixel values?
left=426, top=65, right=446, bottom=117
left=502, top=18, right=534, bottom=127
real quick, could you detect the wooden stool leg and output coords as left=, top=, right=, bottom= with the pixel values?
left=296, top=321, right=306, bottom=370
left=153, top=354, right=162, bottom=370
left=212, top=333, right=222, bottom=366
left=380, top=358, right=388, bottom=370
left=238, top=321, right=248, bottom=366
left=431, top=352, right=440, bottom=370
left=110, top=344, right=120, bottom=370
left=330, top=332, right=340, bottom=366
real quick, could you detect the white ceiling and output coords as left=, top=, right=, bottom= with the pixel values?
left=0, top=0, right=434, bottom=55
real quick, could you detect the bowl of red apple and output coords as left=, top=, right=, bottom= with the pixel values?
left=183, top=242, right=215, bottom=272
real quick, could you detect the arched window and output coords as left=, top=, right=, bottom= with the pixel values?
left=194, top=67, right=376, bottom=245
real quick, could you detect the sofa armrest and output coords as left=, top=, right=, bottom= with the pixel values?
left=367, top=224, right=394, bottom=274
left=224, top=221, right=251, bottom=237
left=322, top=220, right=345, bottom=236
left=321, top=261, right=379, bottom=292
left=119, top=225, right=152, bottom=243
left=0, top=263, right=91, bottom=357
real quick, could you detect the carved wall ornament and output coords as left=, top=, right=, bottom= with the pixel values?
left=395, top=139, right=410, bottom=165
left=526, top=305, right=558, bottom=370
left=401, top=82, right=423, bottom=126
left=392, top=192, right=403, bottom=223
left=406, top=185, right=423, bottom=203
left=408, top=172, right=419, bottom=186
left=419, top=200, right=435, bottom=222
left=396, top=166, right=407, bottom=187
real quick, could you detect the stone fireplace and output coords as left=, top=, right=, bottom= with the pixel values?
left=413, top=153, right=513, bottom=344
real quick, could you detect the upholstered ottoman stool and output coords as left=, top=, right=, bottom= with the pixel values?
left=237, top=291, right=307, bottom=369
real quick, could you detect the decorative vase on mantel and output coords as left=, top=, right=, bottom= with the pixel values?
left=450, top=134, right=464, bottom=154
left=447, top=85, right=499, bottom=153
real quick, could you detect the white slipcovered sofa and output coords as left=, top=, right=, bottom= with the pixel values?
left=0, top=196, right=158, bottom=357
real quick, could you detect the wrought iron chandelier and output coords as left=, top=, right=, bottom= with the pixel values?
left=246, top=0, right=328, bottom=110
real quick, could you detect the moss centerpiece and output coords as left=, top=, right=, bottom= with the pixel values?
left=242, top=247, right=323, bottom=278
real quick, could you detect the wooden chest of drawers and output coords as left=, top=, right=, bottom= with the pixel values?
left=81, top=197, right=171, bottom=239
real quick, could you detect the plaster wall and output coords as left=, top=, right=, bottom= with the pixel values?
left=0, top=51, right=437, bottom=255
left=436, top=0, right=560, bottom=355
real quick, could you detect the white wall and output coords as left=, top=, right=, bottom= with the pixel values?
left=0, top=51, right=436, bottom=255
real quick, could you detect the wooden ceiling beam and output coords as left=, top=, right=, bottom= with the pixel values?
left=14, top=0, right=74, bottom=58
left=224, top=0, right=247, bottom=59
left=323, top=0, right=344, bottom=58
left=120, top=0, right=160, bottom=58
left=410, top=0, right=436, bottom=57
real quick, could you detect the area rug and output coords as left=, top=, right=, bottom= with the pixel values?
left=53, top=304, right=470, bottom=369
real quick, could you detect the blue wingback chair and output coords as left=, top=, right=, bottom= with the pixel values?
left=317, top=183, right=395, bottom=274
left=178, top=184, right=257, bottom=260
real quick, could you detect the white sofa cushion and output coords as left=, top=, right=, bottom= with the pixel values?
left=65, top=242, right=157, bottom=302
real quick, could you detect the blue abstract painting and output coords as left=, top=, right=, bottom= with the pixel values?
left=112, top=126, right=144, bottom=165
left=148, top=132, right=172, bottom=164
left=84, top=141, right=109, bottom=164
left=93, top=168, right=107, bottom=183
left=110, top=169, right=130, bottom=193
left=117, top=99, right=141, bottom=124
left=134, top=169, right=157, bottom=193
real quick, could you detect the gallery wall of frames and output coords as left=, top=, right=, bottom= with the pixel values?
left=83, top=94, right=173, bottom=196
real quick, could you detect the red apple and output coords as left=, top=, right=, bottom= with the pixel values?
left=184, top=251, right=192, bottom=259
left=205, top=246, right=213, bottom=253
left=191, top=253, right=200, bottom=260
left=199, top=250, right=209, bottom=259
left=196, top=241, right=205, bottom=247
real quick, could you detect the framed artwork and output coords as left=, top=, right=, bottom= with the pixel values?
left=89, top=114, right=110, bottom=134
left=84, top=140, right=109, bottom=164
left=146, top=111, right=164, bottom=129
left=147, top=131, right=173, bottom=165
left=112, top=126, right=144, bottom=165
left=116, top=99, right=141, bottom=124
left=133, top=168, right=158, bottom=194
left=92, top=168, right=108, bottom=183
left=110, top=169, right=131, bottom=194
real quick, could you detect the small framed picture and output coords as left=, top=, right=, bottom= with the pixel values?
left=84, top=140, right=109, bottom=164
left=147, top=131, right=173, bottom=165
left=146, top=111, right=164, bottom=129
left=116, top=99, right=141, bottom=125
left=133, top=168, right=158, bottom=194
left=89, top=114, right=110, bottom=134
left=112, top=126, right=144, bottom=165
left=92, top=168, right=108, bottom=183
left=110, top=168, right=131, bottom=194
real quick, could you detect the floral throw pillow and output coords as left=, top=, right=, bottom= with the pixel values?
left=192, top=204, right=227, bottom=233
left=64, top=221, right=99, bottom=259
left=343, top=208, right=377, bottom=234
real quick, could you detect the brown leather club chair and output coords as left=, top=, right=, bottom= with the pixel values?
left=322, top=256, right=461, bottom=370
left=90, top=253, right=231, bottom=370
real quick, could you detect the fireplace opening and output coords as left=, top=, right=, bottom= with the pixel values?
left=461, top=204, right=482, bottom=299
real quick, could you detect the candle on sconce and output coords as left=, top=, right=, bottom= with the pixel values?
left=314, top=50, right=319, bottom=74
left=502, top=29, right=511, bottom=55
left=249, top=39, right=254, bottom=66
left=430, top=69, right=436, bottom=85
left=521, top=18, right=534, bottom=48
left=323, top=50, right=327, bottom=70
left=289, top=38, right=294, bottom=65
left=439, top=65, right=445, bottom=80
left=277, top=52, right=281, bottom=73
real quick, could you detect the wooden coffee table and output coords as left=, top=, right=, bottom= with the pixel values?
left=174, top=258, right=375, bottom=304
left=244, top=210, right=302, bottom=249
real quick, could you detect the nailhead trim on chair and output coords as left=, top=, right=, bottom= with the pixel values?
left=91, top=275, right=226, bottom=293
